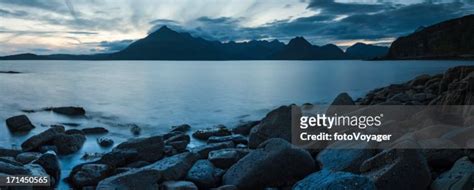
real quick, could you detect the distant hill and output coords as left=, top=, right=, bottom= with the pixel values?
left=385, top=14, right=474, bottom=59
left=271, top=37, right=346, bottom=60
left=345, top=43, right=389, bottom=60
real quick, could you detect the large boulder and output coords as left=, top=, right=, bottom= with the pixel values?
left=15, top=152, right=42, bottom=164
left=82, top=127, right=108, bottom=135
left=223, top=138, right=315, bottom=189
left=113, top=135, right=164, bottom=162
left=431, top=156, right=474, bottom=190
left=171, top=124, right=191, bottom=133
left=192, top=125, right=231, bottom=140
left=96, top=152, right=199, bottom=189
left=53, top=133, right=86, bottom=155
left=360, top=141, right=431, bottom=190
left=21, top=126, right=65, bottom=151
left=316, top=141, right=376, bottom=173
left=6, top=115, right=35, bottom=133
left=293, top=170, right=376, bottom=190
left=185, top=160, right=223, bottom=189
left=330, top=92, right=355, bottom=105
left=248, top=106, right=293, bottom=148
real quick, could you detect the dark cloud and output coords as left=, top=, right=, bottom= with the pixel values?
left=307, top=0, right=394, bottom=15
left=0, top=8, right=28, bottom=17
left=0, top=0, right=64, bottom=12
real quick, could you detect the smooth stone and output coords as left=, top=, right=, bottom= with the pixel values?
left=171, top=124, right=191, bottom=133
left=45, top=106, right=86, bottom=116
left=0, top=148, right=22, bottom=157
left=191, top=141, right=235, bottom=159
left=192, top=125, right=231, bottom=140
left=21, top=126, right=65, bottom=151
left=185, top=160, right=222, bottom=189
left=431, top=157, right=474, bottom=190
left=316, top=141, right=376, bottom=173
left=232, top=121, right=260, bottom=135
left=71, top=164, right=110, bottom=188
left=6, top=115, right=35, bottom=132
left=248, top=106, right=293, bottom=148
left=113, top=135, right=164, bottom=162
left=65, top=129, right=86, bottom=136
left=161, top=181, right=198, bottom=190
left=53, top=134, right=86, bottom=155
left=208, top=135, right=248, bottom=145
left=223, top=138, right=315, bottom=189
left=208, top=148, right=249, bottom=169
left=15, top=152, right=42, bottom=164
left=33, top=152, right=60, bottom=185
left=97, top=137, right=114, bottom=147
left=130, top=124, right=141, bottom=136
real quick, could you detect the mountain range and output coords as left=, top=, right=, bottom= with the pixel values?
left=0, top=26, right=387, bottom=60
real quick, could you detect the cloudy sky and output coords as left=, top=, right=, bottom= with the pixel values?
left=0, top=0, right=473, bottom=56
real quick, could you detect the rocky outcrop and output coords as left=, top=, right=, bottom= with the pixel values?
left=6, top=115, right=35, bottom=133
left=386, top=15, right=474, bottom=59
left=222, top=138, right=315, bottom=189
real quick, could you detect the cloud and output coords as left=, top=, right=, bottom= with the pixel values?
left=0, top=8, right=28, bottom=17
left=97, top=39, right=134, bottom=52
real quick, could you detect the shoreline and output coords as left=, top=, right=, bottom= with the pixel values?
left=0, top=65, right=473, bottom=189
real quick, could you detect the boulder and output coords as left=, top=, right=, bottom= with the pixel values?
left=65, top=129, right=85, bottom=136
left=208, top=148, right=249, bottom=169
left=192, top=125, right=231, bottom=140
left=293, top=170, right=376, bottom=190
left=0, top=148, right=22, bottom=157
left=316, top=141, right=376, bottom=173
left=222, top=138, right=315, bottom=189
left=191, top=142, right=235, bottom=159
left=15, top=152, right=42, bottom=164
left=33, top=152, right=60, bottom=184
left=71, top=164, right=110, bottom=188
left=82, top=127, right=109, bottom=135
left=161, top=181, right=198, bottom=190
left=97, top=137, right=114, bottom=147
left=46, top=106, right=86, bottom=116
left=96, top=152, right=199, bottom=189
left=130, top=124, right=141, bottom=136
left=208, top=135, right=247, bottom=145
left=360, top=141, right=431, bottom=190
left=232, top=121, right=260, bottom=135
left=165, top=133, right=191, bottom=145
left=21, top=126, right=65, bottom=151
left=0, top=160, right=30, bottom=175
left=98, top=150, right=138, bottom=168
left=248, top=106, right=292, bottom=148
left=5, top=115, right=35, bottom=132
left=431, top=157, right=474, bottom=190
left=113, top=135, right=164, bottom=162
left=330, top=92, right=355, bottom=105
left=53, top=134, right=86, bottom=155
left=171, top=124, right=191, bottom=133
left=186, top=160, right=223, bottom=189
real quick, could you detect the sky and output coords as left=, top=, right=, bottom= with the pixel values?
left=0, top=0, right=473, bottom=56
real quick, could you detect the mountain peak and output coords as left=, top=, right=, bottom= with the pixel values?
left=149, top=25, right=179, bottom=36
left=287, top=37, right=312, bottom=48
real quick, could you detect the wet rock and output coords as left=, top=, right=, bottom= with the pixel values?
left=0, top=160, right=30, bottom=174
left=113, top=135, right=164, bottom=162
left=130, top=124, right=142, bottom=136
left=65, top=129, right=85, bottom=136
left=161, top=181, right=198, bottom=190
left=223, top=138, right=315, bottom=189
left=232, top=121, right=260, bottom=135
left=24, top=163, right=48, bottom=176
left=45, top=106, right=86, bottom=116
left=71, top=164, right=110, bottom=188
left=186, top=160, right=223, bottom=189
left=98, top=150, right=138, bottom=168
left=208, top=148, right=249, bottom=169
left=96, top=152, right=199, bottom=189
left=360, top=141, right=431, bottom=190
left=0, top=157, right=22, bottom=166
left=293, top=170, right=376, bottom=190
left=97, top=137, right=114, bottom=147
left=21, top=126, right=65, bottom=151
left=330, top=92, right=355, bottom=105
left=191, top=142, right=235, bottom=159
left=316, top=141, right=376, bottom=173
left=192, top=125, right=231, bottom=140
left=171, top=124, right=191, bottom=133
left=81, top=152, right=104, bottom=161
left=0, top=148, right=22, bottom=157
left=32, top=152, right=60, bottom=184
left=39, top=145, right=58, bottom=153
left=208, top=135, right=248, bottom=145
left=248, top=106, right=293, bottom=148
left=5, top=115, right=35, bottom=133
left=53, top=134, right=86, bottom=155
left=82, top=127, right=109, bottom=135
left=211, top=185, right=238, bottom=190
left=15, top=152, right=42, bottom=164
left=165, top=133, right=191, bottom=148
left=168, top=141, right=189, bottom=152
left=431, top=157, right=474, bottom=190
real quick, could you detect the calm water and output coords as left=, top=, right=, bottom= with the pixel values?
left=1, top=60, right=473, bottom=187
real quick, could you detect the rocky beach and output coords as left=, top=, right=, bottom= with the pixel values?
left=0, top=65, right=472, bottom=189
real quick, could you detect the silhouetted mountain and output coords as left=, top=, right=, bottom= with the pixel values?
left=386, top=14, right=474, bottom=59
left=271, top=37, right=346, bottom=60
left=345, top=43, right=389, bottom=59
